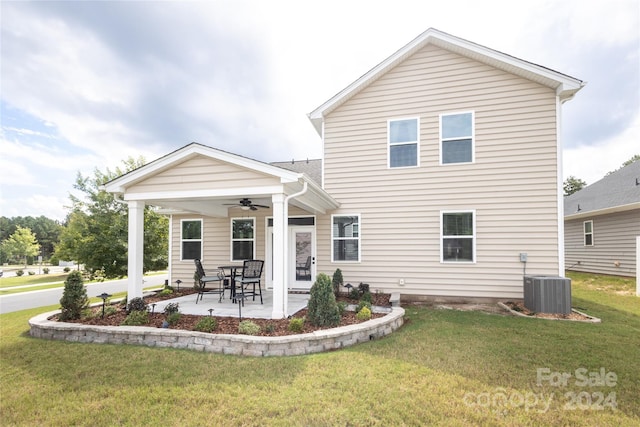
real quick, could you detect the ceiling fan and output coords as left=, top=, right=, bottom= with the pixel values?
left=224, top=198, right=269, bottom=211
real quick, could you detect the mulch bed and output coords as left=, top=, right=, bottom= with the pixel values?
left=59, top=289, right=391, bottom=337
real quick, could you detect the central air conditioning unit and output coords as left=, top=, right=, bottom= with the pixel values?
left=523, top=276, right=572, bottom=314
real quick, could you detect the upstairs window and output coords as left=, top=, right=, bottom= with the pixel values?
left=231, top=218, right=255, bottom=261
left=388, top=118, right=419, bottom=168
left=441, top=112, right=474, bottom=164
left=181, top=219, right=202, bottom=260
left=332, top=215, right=360, bottom=262
left=441, top=211, right=475, bottom=262
left=583, top=220, right=594, bottom=246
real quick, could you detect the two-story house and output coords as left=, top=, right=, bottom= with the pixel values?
left=105, top=28, right=584, bottom=319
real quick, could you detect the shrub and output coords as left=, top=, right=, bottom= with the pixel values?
left=337, top=301, right=347, bottom=316
left=194, top=317, right=218, bottom=333
left=164, top=302, right=180, bottom=315
left=43, top=267, right=50, bottom=274
left=288, top=317, right=305, bottom=333
left=15, top=270, right=24, bottom=277
left=356, top=306, right=372, bottom=321
left=307, top=273, right=340, bottom=327
left=28, top=271, right=35, bottom=276
left=104, top=306, right=118, bottom=317
left=63, top=266, right=71, bottom=273
left=360, top=291, right=372, bottom=303
left=59, top=270, right=89, bottom=321
left=166, top=312, right=181, bottom=326
left=121, top=310, right=149, bottom=326
left=127, top=297, right=147, bottom=313
left=265, top=323, right=276, bottom=334
left=238, top=320, right=261, bottom=335
left=332, top=268, right=344, bottom=297
left=92, top=268, right=105, bottom=282
left=357, top=300, right=372, bottom=314
left=358, top=282, right=370, bottom=296
left=348, top=288, right=360, bottom=300
left=159, top=289, right=174, bottom=296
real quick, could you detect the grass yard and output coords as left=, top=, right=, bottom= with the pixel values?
left=0, top=272, right=638, bottom=426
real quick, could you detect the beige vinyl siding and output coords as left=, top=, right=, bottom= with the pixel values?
left=565, top=210, right=639, bottom=277
left=128, top=156, right=281, bottom=194
left=319, top=44, right=559, bottom=299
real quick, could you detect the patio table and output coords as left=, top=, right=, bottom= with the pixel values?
left=218, top=265, right=243, bottom=303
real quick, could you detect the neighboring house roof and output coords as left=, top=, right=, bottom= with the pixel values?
left=564, top=160, right=640, bottom=219
left=271, top=159, right=322, bottom=186
left=308, top=27, right=585, bottom=135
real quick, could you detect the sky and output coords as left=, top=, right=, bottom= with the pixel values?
left=1, top=0, right=639, bottom=222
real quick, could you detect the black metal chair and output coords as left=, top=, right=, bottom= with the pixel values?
left=296, top=256, right=312, bottom=280
left=235, top=259, right=264, bottom=305
left=194, top=259, right=225, bottom=303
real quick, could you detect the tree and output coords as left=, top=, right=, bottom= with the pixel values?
left=2, top=226, right=40, bottom=267
left=563, top=176, right=587, bottom=196
left=0, top=216, right=62, bottom=263
left=54, top=157, right=168, bottom=278
left=606, top=154, right=640, bottom=176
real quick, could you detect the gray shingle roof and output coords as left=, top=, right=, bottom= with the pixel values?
left=564, top=160, right=640, bottom=216
left=270, top=159, right=322, bottom=186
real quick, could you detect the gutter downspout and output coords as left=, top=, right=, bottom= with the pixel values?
left=281, top=180, right=308, bottom=317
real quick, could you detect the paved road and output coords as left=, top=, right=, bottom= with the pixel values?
left=0, top=274, right=168, bottom=314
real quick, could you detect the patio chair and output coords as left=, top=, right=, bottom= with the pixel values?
left=194, top=259, right=225, bottom=304
left=235, top=259, right=264, bottom=305
left=296, top=255, right=312, bottom=280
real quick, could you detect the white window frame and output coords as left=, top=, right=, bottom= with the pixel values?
left=331, top=214, right=361, bottom=262
left=440, top=111, right=475, bottom=165
left=388, top=117, right=420, bottom=168
left=583, top=220, right=594, bottom=247
left=180, top=219, right=203, bottom=261
left=231, top=217, right=256, bottom=261
left=440, top=210, right=476, bottom=263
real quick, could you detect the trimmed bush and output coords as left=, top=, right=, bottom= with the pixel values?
left=194, top=317, right=218, bottom=333
left=43, top=267, right=50, bottom=274
left=127, top=297, right=147, bottom=313
left=63, top=267, right=71, bottom=273
left=356, top=306, right=372, bottom=321
left=16, top=270, right=24, bottom=277
left=288, top=317, right=305, bottom=333
left=59, top=270, right=89, bottom=321
left=357, top=300, right=372, bottom=314
left=121, top=310, right=149, bottom=326
left=238, top=320, right=261, bottom=335
left=163, top=302, right=180, bottom=315
left=332, top=268, right=344, bottom=297
left=307, top=273, right=340, bottom=327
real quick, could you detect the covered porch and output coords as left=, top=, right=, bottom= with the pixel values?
left=103, top=143, right=339, bottom=319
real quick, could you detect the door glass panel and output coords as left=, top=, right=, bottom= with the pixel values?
left=295, top=232, right=312, bottom=281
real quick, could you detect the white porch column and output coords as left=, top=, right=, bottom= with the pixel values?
left=271, top=194, right=286, bottom=318
left=127, top=200, right=145, bottom=300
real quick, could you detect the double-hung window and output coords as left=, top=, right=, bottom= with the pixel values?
left=583, top=220, right=594, bottom=246
left=231, top=218, right=255, bottom=261
left=332, top=215, right=360, bottom=262
left=181, top=219, right=202, bottom=260
left=441, top=211, right=475, bottom=262
left=388, top=118, right=419, bottom=168
left=440, top=112, right=474, bottom=164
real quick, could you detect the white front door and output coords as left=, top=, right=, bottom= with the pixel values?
left=290, top=226, right=315, bottom=290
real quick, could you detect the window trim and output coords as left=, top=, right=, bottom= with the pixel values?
left=388, top=117, right=420, bottom=169
left=180, top=218, right=203, bottom=261
left=583, top=220, right=594, bottom=247
left=439, top=111, right=475, bottom=165
left=440, top=210, right=476, bottom=263
left=230, top=217, right=256, bottom=261
left=331, top=214, right=361, bottom=263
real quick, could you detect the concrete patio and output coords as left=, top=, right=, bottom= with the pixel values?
left=150, top=290, right=310, bottom=319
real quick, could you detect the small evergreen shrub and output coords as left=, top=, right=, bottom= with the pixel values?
left=166, top=312, right=181, bottom=326
left=63, top=267, right=71, bottom=273
left=349, top=288, right=360, bottom=300
left=288, top=317, right=305, bottom=333
left=358, top=282, right=370, bottom=296
left=194, top=317, right=217, bottom=333
left=16, top=270, right=24, bottom=277
left=265, top=323, right=276, bottom=334
left=127, top=297, right=147, bottom=313
left=28, top=271, right=35, bottom=275
left=357, top=300, right=372, bottom=314
left=332, top=268, right=344, bottom=297
left=121, top=310, right=149, bottom=326
left=59, top=270, right=89, bottom=321
left=356, top=306, right=372, bottom=321
left=159, top=289, right=174, bottom=296
left=238, top=320, right=261, bottom=335
left=43, top=267, right=50, bottom=274
left=104, top=306, right=118, bottom=317
left=307, top=273, right=340, bottom=327
left=164, top=302, right=180, bottom=315
left=337, top=301, right=347, bottom=316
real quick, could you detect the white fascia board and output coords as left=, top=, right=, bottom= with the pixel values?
left=123, top=185, right=286, bottom=201
left=564, top=202, right=640, bottom=220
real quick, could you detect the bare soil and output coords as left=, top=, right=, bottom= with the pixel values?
left=60, top=289, right=391, bottom=337
left=503, top=301, right=592, bottom=321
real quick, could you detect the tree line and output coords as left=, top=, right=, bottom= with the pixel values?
left=1, top=157, right=168, bottom=277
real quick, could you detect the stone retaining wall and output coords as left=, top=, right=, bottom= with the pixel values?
left=29, top=308, right=405, bottom=357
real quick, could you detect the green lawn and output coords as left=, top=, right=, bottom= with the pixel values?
left=0, top=272, right=638, bottom=426
left=0, top=273, right=68, bottom=289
